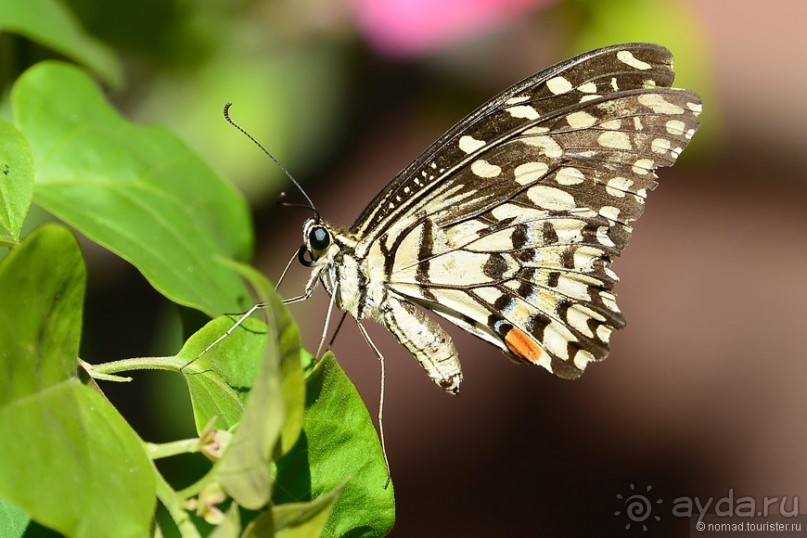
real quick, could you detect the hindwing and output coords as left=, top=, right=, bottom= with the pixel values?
left=354, top=43, right=702, bottom=378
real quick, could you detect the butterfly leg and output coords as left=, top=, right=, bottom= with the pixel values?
left=315, top=282, right=339, bottom=359
left=180, top=302, right=267, bottom=371
left=382, top=297, right=463, bottom=394
left=357, top=321, right=392, bottom=486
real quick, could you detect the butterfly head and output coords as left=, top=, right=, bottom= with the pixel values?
left=299, top=216, right=335, bottom=267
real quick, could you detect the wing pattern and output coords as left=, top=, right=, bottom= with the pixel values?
left=353, top=44, right=702, bottom=378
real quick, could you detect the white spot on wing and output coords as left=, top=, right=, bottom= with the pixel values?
left=599, top=206, right=621, bottom=222
left=506, top=95, right=530, bottom=105
left=491, top=204, right=548, bottom=222
left=468, top=228, right=521, bottom=252
left=446, top=219, right=488, bottom=247
left=578, top=81, right=597, bottom=93
left=523, top=126, right=549, bottom=135
left=554, top=167, right=585, bottom=186
left=392, top=222, right=424, bottom=277
left=651, top=138, right=672, bottom=155
left=543, top=321, right=573, bottom=360
left=514, top=161, right=549, bottom=185
left=527, top=185, right=576, bottom=210
left=567, top=307, right=594, bottom=338
left=573, top=246, right=602, bottom=271
left=635, top=188, right=648, bottom=200
left=459, top=135, right=486, bottom=154
left=597, top=131, right=632, bottom=150
left=632, top=158, right=654, bottom=175
left=617, top=50, right=652, bottom=70
left=474, top=286, right=502, bottom=304
left=638, top=93, right=685, bottom=114
left=566, top=111, right=597, bottom=129
left=507, top=105, right=540, bottom=120
left=606, top=176, right=633, bottom=197
left=599, top=119, right=622, bottom=130
left=574, top=349, right=595, bottom=370
left=522, top=136, right=563, bottom=158
left=552, top=219, right=586, bottom=244
left=596, top=225, right=615, bottom=247
left=429, top=251, right=510, bottom=285
left=600, top=290, right=620, bottom=313
left=665, top=119, right=686, bottom=136
left=596, top=324, right=613, bottom=342
left=546, top=76, right=573, bottom=95
left=471, top=159, right=502, bottom=178
left=554, top=274, right=591, bottom=301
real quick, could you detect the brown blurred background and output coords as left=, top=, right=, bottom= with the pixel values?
left=15, top=0, right=805, bottom=536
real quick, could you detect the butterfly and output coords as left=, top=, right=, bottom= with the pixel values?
left=284, top=43, right=701, bottom=394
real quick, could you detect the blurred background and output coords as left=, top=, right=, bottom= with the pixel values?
left=3, top=0, right=806, bottom=536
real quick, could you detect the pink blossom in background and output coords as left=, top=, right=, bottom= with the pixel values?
left=350, top=0, right=553, bottom=58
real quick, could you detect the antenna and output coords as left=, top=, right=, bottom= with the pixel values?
left=223, top=102, right=319, bottom=219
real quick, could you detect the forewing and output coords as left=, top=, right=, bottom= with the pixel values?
left=371, top=44, right=702, bottom=378
left=351, top=43, right=692, bottom=245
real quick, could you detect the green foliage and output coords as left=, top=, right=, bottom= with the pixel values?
left=13, top=62, right=254, bottom=316
left=274, top=355, right=396, bottom=538
left=0, top=3, right=394, bottom=536
left=0, top=225, right=84, bottom=404
left=0, top=121, right=33, bottom=246
left=0, top=226, right=155, bottom=537
left=0, top=0, right=121, bottom=86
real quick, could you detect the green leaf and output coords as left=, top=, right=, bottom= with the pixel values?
left=12, top=61, right=254, bottom=316
left=208, top=503, right=241, bottom=538
left=0, top=0, right=121, bottom=87
left=178, top=316, right=268, bottom=433
left=0, top=499, right=30, bottom=538
left=0, top=121, right=33, bottom=246
left=244, top=487, right=341, bottom=538
left=0, top=381, right=155, bottom=538
left=270, top=292, right=306, bottom=456
left=274, top=354, right=395, bottom=538
left=0, top=225, right=154, bottom=537
left=0, top=224, right=83, bottom=406
left=222, top=259, right=305, bottom=455
left=215, top=310, right=285, bottom=510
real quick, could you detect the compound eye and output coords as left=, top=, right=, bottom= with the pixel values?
left=309, top=226, right=330, bottom=252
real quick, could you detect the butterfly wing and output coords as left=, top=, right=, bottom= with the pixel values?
left=352, top=43, right=702, bottom=378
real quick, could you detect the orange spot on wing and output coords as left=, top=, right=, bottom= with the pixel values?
left=504, top=327, right=542, bottom=363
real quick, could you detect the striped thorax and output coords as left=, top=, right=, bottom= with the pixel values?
left=302, top=217, right=463, bottom=393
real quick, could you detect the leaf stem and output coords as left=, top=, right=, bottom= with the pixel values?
left=153, top=463, right=201, bottom=538
left=89, top=356, right=185, bottom=375
left=146, top=439, right=201, bottom=459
